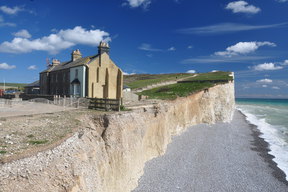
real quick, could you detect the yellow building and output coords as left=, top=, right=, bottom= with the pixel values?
left=40, top=42, right=123, bottom=99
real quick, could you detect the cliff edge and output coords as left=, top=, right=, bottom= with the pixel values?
left=0, top=81, right=235, bottom=192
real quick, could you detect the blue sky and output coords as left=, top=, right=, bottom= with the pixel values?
left=0, top=0, right=287, bottom=98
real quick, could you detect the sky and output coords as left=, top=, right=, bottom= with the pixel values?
left=0, top=0, right=287, bottom=98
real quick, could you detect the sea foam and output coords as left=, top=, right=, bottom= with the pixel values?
left=237, top=107, right=288, bottom=181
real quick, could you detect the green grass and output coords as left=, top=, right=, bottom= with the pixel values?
left=124, top=73, right=194, bottom=89
left=184, top=71, right=233, bottom=81
left=0, top=150, right=7, bottom=154
left=140, top=82, right=214, bottom=100
left=28, top=140, right=49, bottom=145
left=0, top=82, right=27, bottom=88
left=138, top=71, right=233, bottom=100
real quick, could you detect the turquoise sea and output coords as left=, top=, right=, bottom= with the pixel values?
left=236, top=98, right=288, bottom=180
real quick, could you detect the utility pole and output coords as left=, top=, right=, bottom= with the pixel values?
left=3, top=78, right=5, bottom=92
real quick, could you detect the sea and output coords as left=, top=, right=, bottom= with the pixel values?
left=236, top=98, right=288, bottom=181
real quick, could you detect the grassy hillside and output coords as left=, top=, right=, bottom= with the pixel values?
left=138, top=71, right=233, bottom=100
left=184, top=71, right=233, bottom=81
left=124, top=73, right=193, bottom=89
left=0, top=83, right=27, bottom=91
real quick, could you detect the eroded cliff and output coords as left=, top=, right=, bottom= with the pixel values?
left=0, top=82, right=235, bottom=192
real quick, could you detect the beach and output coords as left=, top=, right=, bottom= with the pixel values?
left=133, top=110, right=288, bottom=192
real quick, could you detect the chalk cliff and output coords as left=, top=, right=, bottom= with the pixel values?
left=0, top=81, right=235, bottom=192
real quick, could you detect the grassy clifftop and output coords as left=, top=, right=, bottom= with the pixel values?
left=123, top=73, right=193, bottom=89
left=124, top=71, right=233, bottom=100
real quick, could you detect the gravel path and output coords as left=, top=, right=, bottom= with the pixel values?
left=133, top=110, right=288, bottom=192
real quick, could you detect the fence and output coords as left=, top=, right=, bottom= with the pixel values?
left=29, top=96, right=90, bottom=108
left=88, top=98, right=121, bottom=111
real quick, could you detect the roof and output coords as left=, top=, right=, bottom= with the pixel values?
left=41, top=54, right=99, bottom=73
left=25, top=80, right=40, bottom=88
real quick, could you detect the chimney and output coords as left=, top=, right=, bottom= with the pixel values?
left=52, top=59, right=60, bottom=66
left=98, top=41, right=110, bottom=55
left=71, top=49, right=82, bottom=61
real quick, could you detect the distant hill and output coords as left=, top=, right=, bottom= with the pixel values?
left=0, top=83, right=27, bottom=89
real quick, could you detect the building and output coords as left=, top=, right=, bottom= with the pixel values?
left=40, top=42, right=123, bottom=99
left=24, top=80, right=40, bottom=94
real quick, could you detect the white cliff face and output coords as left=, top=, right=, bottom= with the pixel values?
left=0, top=82, right=235, bottom=192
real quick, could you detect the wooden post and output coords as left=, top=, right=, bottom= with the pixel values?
left=118, top=99, right=121, bottom=112
left=63, top=95, right=66, bottom=107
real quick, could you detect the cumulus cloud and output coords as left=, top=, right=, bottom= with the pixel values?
left=28, top=65, right=37, bottom=70
left=123, top=0, right=151, bottom=8
left=168, top=47, right=176, bottom=51
left=13, top=29, right=31, bottom=38
left=0, top=5, right=23, bottom=15
left=226, top=1, right=261, bottom=14
left=0, top=63, right=16, bottom=70
left=283, top=60, right=288, bottom=65
left=186, top=70, right=196, bottom=73
left=123, top=72, right=136, bottom=75
left=215, top=41, right=276, bottom=57
left=253, top=63, right=283, bottom=71
left=138, top=43, right=162, bottom=52
left=256, top=78, right=273, bottom=83
left=272, top=86, right=280, bottom=90
left=0, top=26, right=110, bottom=54
left=262, top=85, right=268, bottom=88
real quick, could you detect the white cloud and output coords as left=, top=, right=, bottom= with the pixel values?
left=177, top=23, right=287, bottom=35
left=13, top=29, right=31, bottom=38
left=283, top=60, right=288, bottom=65
left=262, top=85, right=268, bottom=88
left=0, top=26, right=110, bottom=54
left=28, top=65, right=37, bottom=70
left=256, top=78, right=273, bottom=83
left=124, top=0, right=151, bottom=8
left=226, top=1, right=261, bottom=14
left=123, top=72, right=136, bottom=75
left=187, top=45, right=193, bottom=49
left=0, top=5, right=23, bottom=15
left=253, top=63, right=283, bottom=71
left=138, top=43, right=162, bottom=52
left=215, top=41, right=276, bottom=57
left=0, top=15, right=16, bottom=27
left=272, top=86, right=280, bottom=90
left=0, top=63, right=16, bottom=70
left=186, top=70, right=196, bottom=73
left=168, top=47, right=176, bottom=51
left=277, top=0, right=288, bottom=2
left=211, top=70, right=220, bottom=72
left=182, top=55, right=269, bottom=64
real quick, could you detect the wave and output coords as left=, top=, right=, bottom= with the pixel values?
left=237, top=107, right=288, bottom=181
